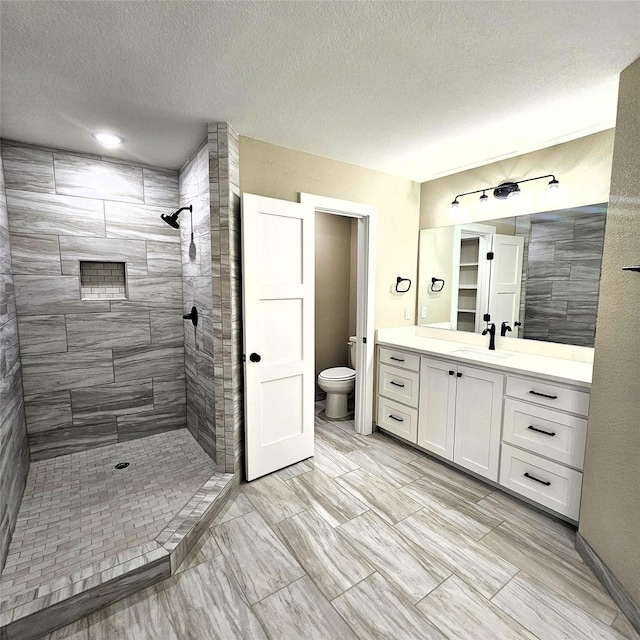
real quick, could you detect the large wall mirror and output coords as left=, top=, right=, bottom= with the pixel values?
left=417, top=203, right=607, bottom=347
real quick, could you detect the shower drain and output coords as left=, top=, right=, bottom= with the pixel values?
left=114, top=462, right=130, bottom=470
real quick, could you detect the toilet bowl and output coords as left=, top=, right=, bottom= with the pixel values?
left=318, top=337, right=356, bottom=419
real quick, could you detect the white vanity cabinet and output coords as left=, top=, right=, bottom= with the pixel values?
left=498, top=375, right=588, bottom=520
left=418, top=357, right=504, bottom=482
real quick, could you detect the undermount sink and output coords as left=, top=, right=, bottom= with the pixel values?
left=450, top=348, right=514, bottom=360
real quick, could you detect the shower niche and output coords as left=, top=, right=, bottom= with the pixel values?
left=79, top=260, right=127, bottom=300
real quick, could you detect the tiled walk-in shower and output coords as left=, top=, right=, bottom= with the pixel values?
left=0, top=430, right=216, bottom=601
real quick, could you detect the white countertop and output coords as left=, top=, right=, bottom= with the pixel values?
left=376, top=327, right=593, bottom=388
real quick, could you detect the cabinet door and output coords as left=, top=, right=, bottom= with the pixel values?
left=453, top=365, right=504, bottom=481
left=418, top=358, right=456, bottom=460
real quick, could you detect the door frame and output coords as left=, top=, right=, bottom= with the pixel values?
left=299, top=193, right=376, bottom=435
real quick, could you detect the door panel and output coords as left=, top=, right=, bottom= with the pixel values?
left=489, top=234, right=524, bottom=336
left=417, top=357, right=456, bottom=460
left=243, top=194, right=314, bottom=481
left=453, top=365, right=504, bottom=481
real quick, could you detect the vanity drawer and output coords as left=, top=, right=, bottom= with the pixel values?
left=499, top=443, right=582, bottom=520
left=379, top=346, right=420, bottom=372
left=378, top=363, right=420, bottom=408
left=377, top=397, right=418, bottom=443
left=506, top=376, right=590, bottom=417
left=503, top=399, right=587, bottom=469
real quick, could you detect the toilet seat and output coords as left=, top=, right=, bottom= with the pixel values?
left=319, top=366, right=355, bottom=381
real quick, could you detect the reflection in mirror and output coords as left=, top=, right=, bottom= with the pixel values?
left=417, top=203, right=607, bottom=347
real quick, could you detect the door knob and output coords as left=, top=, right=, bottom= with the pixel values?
left=249, top=353, right=261, bottom=363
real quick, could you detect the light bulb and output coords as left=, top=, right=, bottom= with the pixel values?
left=548, top=178, right=560, bottom=190
left=451, top=199, right=460, bottom=210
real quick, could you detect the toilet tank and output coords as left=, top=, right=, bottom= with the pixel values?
left=348, top=336, right=357, bottom=369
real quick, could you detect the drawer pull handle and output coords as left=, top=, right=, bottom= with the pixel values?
left=389, top=381, right=405, bottom=388
left=527, top=425, right=556, bottom=437
left=388, top=414, right=404, bottom=422
left=524, top=472, right=551, bottom=486
left=529, top=390, right=558, bottom=400
left=390, top=356, right=405, bottom=362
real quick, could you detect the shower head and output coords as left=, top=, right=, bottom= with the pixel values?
left=161, top=205, right=192, bottom=229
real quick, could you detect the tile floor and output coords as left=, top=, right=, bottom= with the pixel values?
left=0, top=429, right=217, bottom=602
left=43, top=404, right=639, bottom=640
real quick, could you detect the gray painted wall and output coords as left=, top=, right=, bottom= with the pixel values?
left=1, top=140, right=186, bottom=461
left=0, top=152, right=30, bottom=571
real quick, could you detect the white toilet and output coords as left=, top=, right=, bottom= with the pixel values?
left=318, top=336, right=357, bottom=419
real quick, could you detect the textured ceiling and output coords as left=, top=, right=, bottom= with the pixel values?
left=1, top=1, right=639, bottom=181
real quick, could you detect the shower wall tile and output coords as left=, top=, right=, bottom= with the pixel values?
left=9, top=234, right=61, bottom=275
left=569, top=260, right=602, bottom=281
left=21, top=350, right=114, bottom=395
left=23, top=391, right=72, bottom=433
left=153, top=377, right=187, bottom=409
left=117, top=407, right=186, bottom=441
left=113, top=345, right=184, bottom=382
left=13, top=275, right=110, bottom=316
left=53, top=153, right=144, bottom=203
left=551, top=280, right=599, bottom=301
left=5, top=190, right=105, bottom=237
left=0, top=144, right=55, bottom=194
left=554, top=239, right=604, bottom=262
left=150, top=310, right=184, bottom=346
left=71, top=380, right=154, bottom=418
left=28, top=419, right=119, bottom=461
left=127, top=276, right=183, bottom=309
left=18, top=315, right=67, bottom=355
left=142, top=167, right=180, bottom=206
left=59, top=236, right=148, bottom=276
left=2, top=141, right=185, bottom=462
left=65, top=311, right=151, bottom=350
left=146, top=240, right=182, bottom=276
left=105, top=202, right=180, bottom=243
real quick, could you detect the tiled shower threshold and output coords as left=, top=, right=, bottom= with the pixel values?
left=0, top=430, right=235, bottom=640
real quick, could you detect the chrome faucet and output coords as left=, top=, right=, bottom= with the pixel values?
left=482, top=323, right=496, bottom=350
left=500, top=321, right=512, bottom=337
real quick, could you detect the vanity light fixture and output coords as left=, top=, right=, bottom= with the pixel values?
left=451, top=174, right=559, bottom=209
left=92, top=132, right=124, bottom=147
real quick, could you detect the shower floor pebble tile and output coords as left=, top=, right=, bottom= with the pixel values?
left=0, top=430, right=216, bottom=601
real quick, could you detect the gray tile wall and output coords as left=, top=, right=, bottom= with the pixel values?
left=1, top=140, right=186, bottom=461
left=178, top=124, right=242, bottom=474
left=0, top=151, right=30, bottom=572
left=522, top=207, right=606, bottom=347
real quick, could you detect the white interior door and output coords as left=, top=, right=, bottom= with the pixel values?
left=489, top=234, right=525, bottom=337
left=242, top=193, right=315, bottom=481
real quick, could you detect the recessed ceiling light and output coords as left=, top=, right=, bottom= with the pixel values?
left=93, top=132, right=124, bottom=147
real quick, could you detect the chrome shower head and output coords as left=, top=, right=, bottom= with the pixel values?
left=160, top=205, right=192, bottom=229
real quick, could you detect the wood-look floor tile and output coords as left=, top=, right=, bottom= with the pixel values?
left=313, top=438, right=361, bottom=478
left=481, top=523, right=618, bottom=623
left=337, top=510, right=450, bottom=603
left=332, top=571, right=447, bottom=640
left=286, top=469, right=367, bottom=527
left=367, top=432, right=420, bottom=463
left=612, top=611, right=640, bottom=640
left=43, top=619, right=88, bottom=640
left=400, top=477, right=503, bottom=541
left=395, top=508, right=518, bottom=598
left=408, top=454, right=493, bottom=502
left=253, top=576, right=357, bottom=640
left=417, top=574, right=537, bottom=640
left=273, top=508, right=374, bottom=599
left=159, top=556, right=268, bottom=639
left=86, top=581, right=178, bottom=640
left=241, top=474, right=307, bottom=525
left=213, top=510, right=304, bottom=604
left=336, top=468, right=422, bottom=524
left=315, top=421, right=365, bottom=455
left=175, top=527, right=221, bottom=574
left=492, top=572, right=627, bottom=640
left=346, top=445, right=423, bottom=488
left=274, top=458, right=315, bottom=481
left=210, top=491, right=255, bottom=527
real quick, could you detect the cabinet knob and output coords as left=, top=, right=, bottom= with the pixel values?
left=448, top=370, right=455, bottom=376
left=456, top=372, right=462, bottom=378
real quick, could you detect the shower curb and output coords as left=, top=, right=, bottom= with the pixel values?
left=0, top=471, right=236, bottom=640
